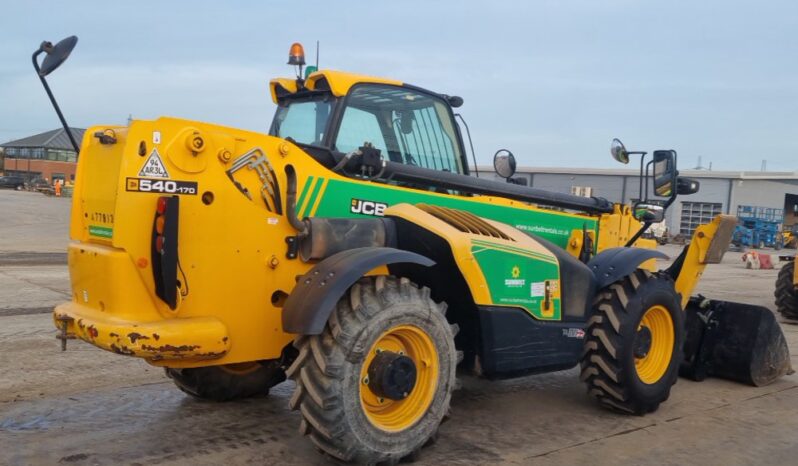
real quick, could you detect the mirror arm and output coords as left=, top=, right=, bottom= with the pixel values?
left=32, top=48, right=80, bottom=154
left=624, top=221, right=652, bottom=248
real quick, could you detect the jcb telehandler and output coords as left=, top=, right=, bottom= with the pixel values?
left=37, top=37, right=791, bottom=464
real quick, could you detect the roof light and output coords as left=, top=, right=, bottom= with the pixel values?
left=288, top=43, right=305, bottom=66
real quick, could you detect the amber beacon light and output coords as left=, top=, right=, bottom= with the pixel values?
left=288, top=42, right=305, bottom=66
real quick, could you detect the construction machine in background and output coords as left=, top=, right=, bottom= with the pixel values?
left=37, top=38, right=791, bottom=464
left=776, top=256, right=798, bottom=320
left=782, top=224, right=798, bottom=249
left=736, top=205, right=784, bottom=249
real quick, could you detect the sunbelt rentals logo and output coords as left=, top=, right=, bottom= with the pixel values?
left=505, top=265, right=525, bottom=287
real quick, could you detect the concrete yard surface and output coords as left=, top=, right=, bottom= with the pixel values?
left=0, top=190, right=797, bottom=465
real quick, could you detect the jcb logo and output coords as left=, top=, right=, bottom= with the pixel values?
left=351, top=198, right=388, bottom=216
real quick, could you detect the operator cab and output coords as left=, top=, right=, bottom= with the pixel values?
left=268, top=44, right=470, bottom=180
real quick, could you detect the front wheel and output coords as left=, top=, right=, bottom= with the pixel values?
left=287, top=276, right=458, bottom=464
left=581, top=270, right=684, bottom=414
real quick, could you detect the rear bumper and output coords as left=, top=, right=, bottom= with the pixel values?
left=54, top=302, right=230, bottom=361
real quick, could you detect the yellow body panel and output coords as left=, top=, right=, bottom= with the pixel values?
left=673, top=215, right=737, bottom=308
left=384, top=204, right=560, bottom=308
left=794, top=255, right=798, bottom=287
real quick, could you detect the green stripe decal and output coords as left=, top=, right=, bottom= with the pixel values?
left=295, top=176, right=315, bottom=217
left=311, top=178, right=597, bottom=249
left=302, top=177, right=325, bottom=218
left=471, top=239, right=557, bottom=264
left=88, top=225, right=113, bottom=238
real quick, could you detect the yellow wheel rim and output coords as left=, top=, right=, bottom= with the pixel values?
left=634, top=305, right=675, bottom=384
left=359, top=325, right=438, bottom=432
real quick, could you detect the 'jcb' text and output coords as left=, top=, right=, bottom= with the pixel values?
left=350, top=198, right=388, bottom=216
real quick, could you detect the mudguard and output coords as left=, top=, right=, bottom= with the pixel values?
left=587, top=247, right=669, bottom=289
left=282, top=247, right=435, bottom=335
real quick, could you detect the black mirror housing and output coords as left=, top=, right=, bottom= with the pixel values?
left=39, top=36, right=78, bottom=77
left=677, top=177, right=700, bottom=195
left=493, top=149, right=516, bottom=179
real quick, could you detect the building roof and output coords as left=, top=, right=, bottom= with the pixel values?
left=477, top=165, right=798, bottom=181
left=1, top=127, right=85, bottom=151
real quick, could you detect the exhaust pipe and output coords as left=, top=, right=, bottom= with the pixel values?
left=680, top=297, right=793, bottom=386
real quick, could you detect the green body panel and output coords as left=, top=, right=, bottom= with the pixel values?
left=88, top=225, right=113, bottom=238
left=308, top=178, right=597, bottom=248
left=470, top=240, right=562, bottom=320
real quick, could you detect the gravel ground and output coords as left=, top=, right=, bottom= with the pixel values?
left=0, top=190, right=796, bottom=465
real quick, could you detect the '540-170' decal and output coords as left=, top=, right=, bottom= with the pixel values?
left=126, top=177, right=198, bottom=195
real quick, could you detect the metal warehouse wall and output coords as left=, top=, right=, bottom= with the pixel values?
left=729, top=179, right=798, bottom=213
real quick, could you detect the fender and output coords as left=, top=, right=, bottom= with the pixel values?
left=282, top=247, right=435, bottom=335
left=588, top=247, right=669, bottom=289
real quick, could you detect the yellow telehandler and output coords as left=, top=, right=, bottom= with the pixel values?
left=34, top=37, right=790, bottom=464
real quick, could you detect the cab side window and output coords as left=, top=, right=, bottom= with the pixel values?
left=335, top=106, right=388, bottom=155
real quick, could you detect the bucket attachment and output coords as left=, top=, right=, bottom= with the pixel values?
left=681, top=296, right=793, bottom=386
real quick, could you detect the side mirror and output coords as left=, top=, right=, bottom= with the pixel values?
left=652, top=150, right=676, bottom=197
left=493, top=149, right=516, bottom=179
left=633, top=202, right=665, bottom=223
left=676, top=177, right=700, bottom=195
left=611, top=138, right=629, bottom=164
left=38, top=36, right=78, bottom=77
left=398, top=111, right=415, bottom=135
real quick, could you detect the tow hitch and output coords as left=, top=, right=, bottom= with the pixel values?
left=55, top=315, right=75, bottom=351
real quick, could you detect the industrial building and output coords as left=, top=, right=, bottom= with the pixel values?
left=479, top=166, right=798, bottom=238
left=0, top=127, right=85, bottom=184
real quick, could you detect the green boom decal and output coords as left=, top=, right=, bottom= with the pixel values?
left=471, top=241, right=562, bottom=320
left=310, top=178, right=597, bottom=247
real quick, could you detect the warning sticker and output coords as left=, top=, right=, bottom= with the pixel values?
left=139, top=148, right=169, bottom=178
left=531, top=281, right=546, bottom=297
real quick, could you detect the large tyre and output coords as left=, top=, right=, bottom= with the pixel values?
left=287, top=276, right=458, bottom=464
left=775, top=261, right=798, bottom=320
left=581, top=270, right=684, bottom=415
left=165, top=361, right=285, bottom=401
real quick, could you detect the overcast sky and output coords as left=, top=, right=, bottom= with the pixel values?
left=2, top=1, right=797, bottom=170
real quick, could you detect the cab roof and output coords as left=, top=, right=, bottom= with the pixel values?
left=269, top=70, right=403, bottom=103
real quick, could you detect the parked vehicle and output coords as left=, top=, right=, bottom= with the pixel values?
left=0, top=175, right=26, bottom=191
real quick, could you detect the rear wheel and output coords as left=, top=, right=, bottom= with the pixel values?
left=287, top=276, right=458, bottom=464
left=581, top=270, right=684, bottom=414
left=775, top=261, right=798, bottom=320
left=165, top=361, right=285, bottom=401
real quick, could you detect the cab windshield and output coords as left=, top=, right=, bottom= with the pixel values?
left=270, top=95, right=333, bottom=146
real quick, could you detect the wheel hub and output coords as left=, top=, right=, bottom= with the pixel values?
left=634, top=326, right=653, bottom=358
left=367, top=351, right=417, bottom=400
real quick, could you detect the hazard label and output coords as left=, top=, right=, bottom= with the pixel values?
left=139, top=148, right=169, bottom=178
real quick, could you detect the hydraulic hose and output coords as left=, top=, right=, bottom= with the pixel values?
left=284, top=165, right=309, bottom=237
